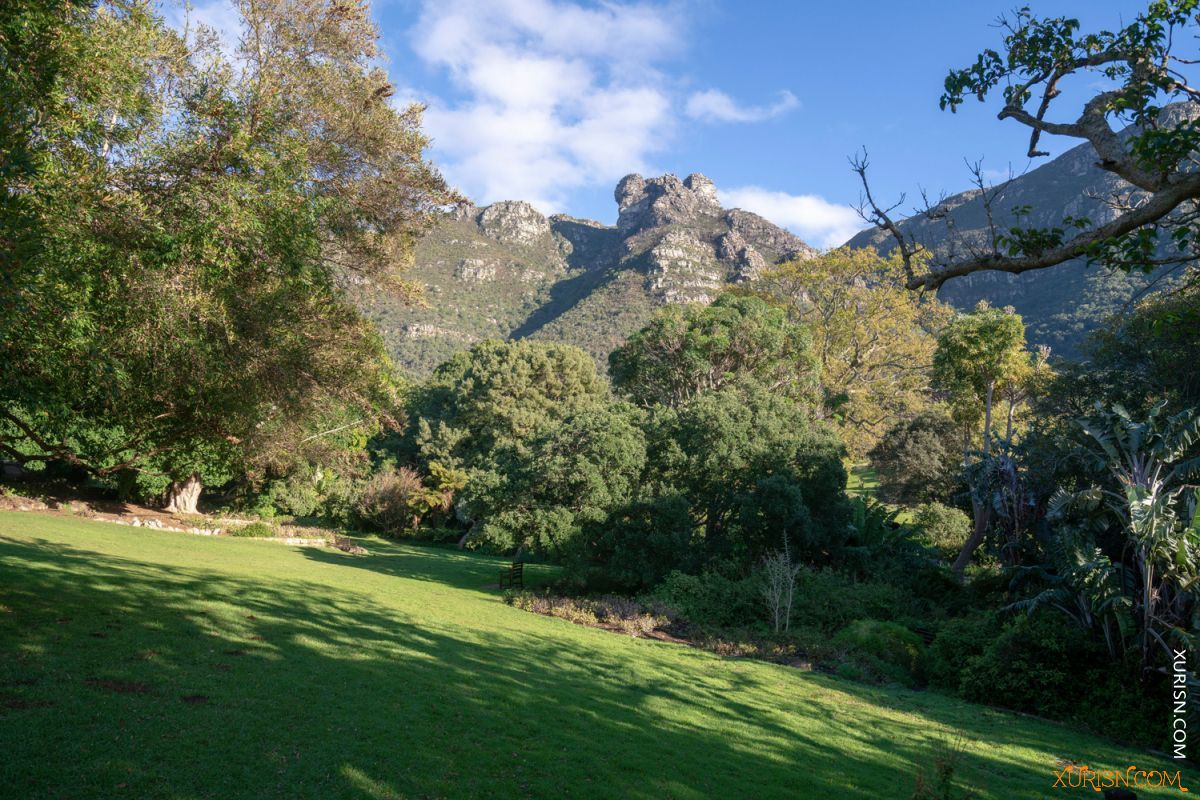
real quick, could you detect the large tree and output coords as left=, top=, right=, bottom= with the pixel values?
left=0, top=0, right=455, bottom=511
left=406, top=339, right=611, bottom=547
left=856, top=1, right=1200, bottom=294
left=753, top=248, right=951, bottom=455
left=932, top=303, right=1033, bottom=577
left=609, top=293, right=819, bottom=409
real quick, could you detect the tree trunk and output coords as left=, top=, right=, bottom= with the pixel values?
left=982, top=380, right=995, bottom=455
left=951, top=497, right=991, bottom=581
left=1004, top=400, right=1016, bottom=447
left=457, top=526, right=473, bottom=550
left=164, top=473, right=202, bottom=515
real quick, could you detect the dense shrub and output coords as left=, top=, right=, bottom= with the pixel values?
left=869, top=411, right=961, bottom=505
left=951, top=612, right=1164, bottom=747
left=268, top=473, right=322, bottom=518
left=576, top=495, right=697, bottom=591
left=912, top=502, right=971, bottom=562
left=958, top=613, right=1101, bottom=719
left=653, top=569, right=763, bottom=630
left=470, top=403, right=647, bottom=558
left=790, top=567, right=917, bottom=633
left=833, top=619, right=925, bottom=687
left=229, top=521, right=276, bottom=538
left=924, top=612, right=1001, bottom=690
left=642, top=385, right=850, bottom=566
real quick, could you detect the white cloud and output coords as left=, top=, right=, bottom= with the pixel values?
left=720, top=187, right=865, bottom=249
left=685, top=89, right=798, bottom=123
left=410, top=0, right=681, bottom=211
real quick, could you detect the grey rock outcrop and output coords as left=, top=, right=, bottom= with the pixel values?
left=615, top=172, right=724, bottom=232
left=476, top=201, right=552, bottom=246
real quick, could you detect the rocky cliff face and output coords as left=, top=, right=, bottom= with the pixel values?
left=356, top=173, right=815, bottom=375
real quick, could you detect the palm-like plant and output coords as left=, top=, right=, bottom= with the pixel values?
left=1010, top=487, right=1134, bottom=658
left=1069, top=402, right=1200, bottom=669
left=845, top=496, right=929, bottom=576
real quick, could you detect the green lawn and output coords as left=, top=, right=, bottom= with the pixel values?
left=846, top=463, right=880, bottom=498
left=0, top=512, right=1192, bottom=799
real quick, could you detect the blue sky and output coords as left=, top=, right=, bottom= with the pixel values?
left=187, top=0, right=1151, bottom=247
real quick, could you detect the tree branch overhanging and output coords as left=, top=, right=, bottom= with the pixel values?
left=854, top=3, right=1200, bottom=294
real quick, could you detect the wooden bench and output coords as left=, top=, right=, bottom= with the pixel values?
left=910, top=626, right=936, bottom=646
left=498, top=562, right=524, bottom=590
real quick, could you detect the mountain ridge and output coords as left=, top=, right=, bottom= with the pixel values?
left=360, top=126, right=1175, bottom=376
left=357, top=172, right=815, bottom=375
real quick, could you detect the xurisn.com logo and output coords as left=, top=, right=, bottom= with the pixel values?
left=1051, top=764, right=1190, bottom=793
left=1173, top=648, right=1190, bottom=761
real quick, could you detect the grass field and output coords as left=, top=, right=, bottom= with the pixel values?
left=0, top=511, right=1193, bottom=799
left=846, top=463, right=880, bottom=498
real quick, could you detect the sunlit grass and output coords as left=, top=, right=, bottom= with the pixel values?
left=0, top=511, right=1191, bottom=798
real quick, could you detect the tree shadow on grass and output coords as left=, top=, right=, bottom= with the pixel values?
left=304, top=537, right=558, bottom=593
left=0, top=533, right=1192, bottom=799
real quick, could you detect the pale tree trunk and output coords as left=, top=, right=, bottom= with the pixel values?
left=982, top=380, right=994, bottom=455
left=954, top=383, right=998, bottom=581
left=457, top=525, right=473, bottom=550
left=1005, top=400, right=1016, bottom=447
left=164, top=473, right=202, bottom=514
left=952, top=498, right=992, bottom=581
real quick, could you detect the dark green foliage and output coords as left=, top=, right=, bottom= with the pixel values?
left=609, top=293, right=818, bottom=408
left=1, top=0, right=452, bottom=500
left=230, top=522, right=276, bottom=538
left=415, top=339, right=609, bottom=466
left=843, top=497, right=930, bottom=577
left=406, top=339, right=616, bottom=554
left=869, top=411, right=962, bottom=505
left=833, top=619, right=925, bottom=687
left=961, top=614, right=1085, bottom=714
left=1085, top=279, right=1200, bottom=419
left=924, top=613, right=1001, bottom=691
left=913, top=503, right=972, bottom=562
left=953, top=613, right=1162, bottom=746
left=790, top=568, right=920, bottom=633
left=475, top=403, right=648, bottom=559
left=573, top=496, right=696, bottom=591
left=652, top=569, right=764, bottom=630
left=642, top=385, right=849, bottom=566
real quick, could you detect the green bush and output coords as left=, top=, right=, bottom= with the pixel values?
left=790, top=568, right=917, bottom=633
left=868, top=410, right=961, bottom=505
left=268, top=474, right=322, bottom=518
left=833, top=619, right=925, bottom=687
left=922, top=610, right=1164, bottom=748
left=959, top=613, right=1098, bottom=719
left=653, top=569, right=763, bottom=630
left=229, top=521, right=276, bottom=538
left=924, top=612, right=1000, bottom=690
left=577, top=495, right=697, bottom=591
left=912, top=502, right=971, bottom=562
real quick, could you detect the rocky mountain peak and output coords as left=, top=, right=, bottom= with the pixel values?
left=615, top=171, right=724, bottom=233
left=476, top=201, right=551, bottom=246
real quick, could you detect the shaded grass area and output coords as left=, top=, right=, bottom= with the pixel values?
left=846, top=463, right=880, bottom=498
left=0, top=512, right=1192, bottom=799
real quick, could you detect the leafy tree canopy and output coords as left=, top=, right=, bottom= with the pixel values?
left=754, top=247, right=951, bottom=455
left=609, top=293, right=818, bottom=409
left=0, top=0, right=455, bottom=508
